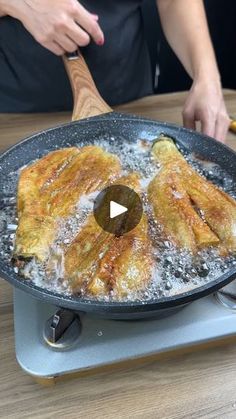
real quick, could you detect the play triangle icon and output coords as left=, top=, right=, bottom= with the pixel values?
left=109, top=200, right=128, bottom=219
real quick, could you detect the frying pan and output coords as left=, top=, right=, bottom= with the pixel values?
left=0, top=51, right=236, bottom=320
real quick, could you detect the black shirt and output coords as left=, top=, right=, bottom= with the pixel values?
left=0, top=0, right=153, bottom=112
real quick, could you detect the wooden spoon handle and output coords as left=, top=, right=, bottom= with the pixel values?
left=63, top=51, right=112, bottom=121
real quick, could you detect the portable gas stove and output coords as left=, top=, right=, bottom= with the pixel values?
left=14, top=281, right=236, bottom=385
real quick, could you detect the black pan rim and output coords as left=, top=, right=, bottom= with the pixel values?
left=1, top=111, right=236, bottom=160
left=0, top=112, right=236, bottom=313
left=0, top=264, right=236, bottom=313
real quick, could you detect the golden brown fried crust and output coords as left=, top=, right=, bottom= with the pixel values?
left=14, top=146, right=121, bottom=261
left=87, top=215, right=152, bottom=300
left=149, top=137, right=236, bottom=253
left=64, top=173, right=153, bottom=299
left=17, top=148, right=79, bottom=214
left=14, top=138, right=236, bottom=300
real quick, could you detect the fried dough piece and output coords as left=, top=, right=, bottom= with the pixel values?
left=64, top=173, right=153, bottom=299
left=14, top=146, right=121, bottom=261
left=14, top=148, right=80, bottom=261
left=47, top=146, right=121, bottom=216
left=148, top=172, right=219, bottom=252
left=64, top=214, right=111, bottom=295
left=17, top=147, right=80, bottom=215
left=87, top=213, right=152, bottom=300
left=64, top=173, right=138, bottom=293
left=148, top=137, right=236, bottom=253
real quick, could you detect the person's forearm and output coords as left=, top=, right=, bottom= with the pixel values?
left=156, top=0, right=220, bottom=83
left=0, top=0, right=8, bottom=16
left=0, top=0, right=17, bottom=17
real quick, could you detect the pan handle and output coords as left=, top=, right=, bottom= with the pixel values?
left=63, top=50, right=112, bottom=121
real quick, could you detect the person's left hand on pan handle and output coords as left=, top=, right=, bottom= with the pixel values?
left=0, top=0, right=104, bottom=55
left=182, top=75, right=230, bottom=143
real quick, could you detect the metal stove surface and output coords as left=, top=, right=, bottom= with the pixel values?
left=14, top=288, right=236, bottom=379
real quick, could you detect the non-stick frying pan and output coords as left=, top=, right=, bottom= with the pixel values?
left=0, top=51, right=236, bottom=319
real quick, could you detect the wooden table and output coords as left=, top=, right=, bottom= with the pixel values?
left=1, top=90, right=236, bottom=419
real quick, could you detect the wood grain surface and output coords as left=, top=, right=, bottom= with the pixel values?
left=1, top=90, right=236, bottom=419
left=63, top=53, right=112, bottom=121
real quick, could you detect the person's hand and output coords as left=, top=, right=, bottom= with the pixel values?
left=4, top=0, right=104, bottom=55
left=182, top=77, right=230, bottom=143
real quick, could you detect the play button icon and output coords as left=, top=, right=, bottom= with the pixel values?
left=93, top=185, right=143, bottom=235
left=110, top=201, right=128, bottom=219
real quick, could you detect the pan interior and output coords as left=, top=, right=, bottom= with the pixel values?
left=0, top=113, right=236, bottom=311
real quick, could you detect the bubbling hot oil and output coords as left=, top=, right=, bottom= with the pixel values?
left=0, top=138, right=236, bottom=301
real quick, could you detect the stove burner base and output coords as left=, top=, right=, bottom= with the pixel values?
left=14, top=288, right=236, bottom=385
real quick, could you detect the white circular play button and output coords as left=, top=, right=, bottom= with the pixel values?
left=93, top=185, right=143, bottom=235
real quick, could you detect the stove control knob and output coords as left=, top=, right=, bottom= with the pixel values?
left=43, top=309, right=81, bottom=349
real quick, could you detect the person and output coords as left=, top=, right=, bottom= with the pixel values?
left=0, top=0, right=230, bottom=142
